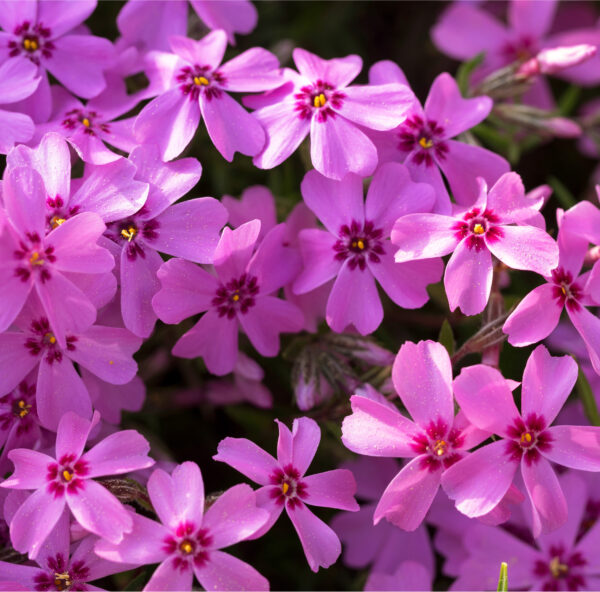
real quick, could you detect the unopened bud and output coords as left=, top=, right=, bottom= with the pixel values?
left=518, top=44, right=597, bottom=77
left=545, top=117, right=582, bottom=138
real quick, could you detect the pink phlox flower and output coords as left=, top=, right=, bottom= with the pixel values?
left=504, top=204, right=600, bottom=374
left=342, top=340, right=490, bottom=531
left=214, top=416, right=359, bottom=572
left=250, top=48, right=415, bottom=180
left=293, top=163, right=443, bottom=335
left=393, top=172, right=559, bottom=316
left=0, top=293, right=142, bottom=431
left=117, top=0, right=257, bottom=52
left=366, top=62, right=509, bottom=213
left=331, top=457, right=435, bottom=578
left=133, top=30, right=282, bottom=161
left=32, top=84, right=138, bottom=165
left=102, top=143, right=226, bottom=338
left=0, top=0, right=116, bottom=122
left=0, top=162, right=116, bottom=343
left=152, top=219, right=304, bottom=376
left=0, top=57, right=40, bottom=153
left=95, top=461, right=270, bottom=591
left=431, top=0, right=600, bottom=109
left=450, top=473, right=600, bottom=591
left=1, top=410, right=154, bottom=558
left=442, top=345, right=600, bottom=538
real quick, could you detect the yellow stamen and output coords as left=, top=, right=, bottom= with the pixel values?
left=473, top=223, right=485, bottom=235
left=23, top=38, right=38, bottom=51
left=432, top=440, right=447, bottom=457
left=17, top=400, right=31, bottom=418
left=82, top=117, right=91, bottom=128
left=62, top=470, right=73, bottom=482
left=418, top=137, right=433, bottom=149
left=356, top=239, right=365, bottom=250
left=180, top=540, right=194, bottom=554
left=54, top=572, right=72, bottom=591
left=549, top=557, right=568, bottom=578
left=282, top=482, right=290, bottom=495
left=232, top=293, right=240, bottom=302
left=44, top=332, right=57, bottom=345
left=521, top=432, right=532, bottom=444
left=50, top=216, right=66, bottom=229
left=120, top=226, right=137, bottom=242
left=313, top=93, right=326, bottom=108
left=29, top=251, right=44, bottom=265
left=194, top=76, right=209, bottom=86
left=561, top=285, right=567, bottom=296
left=109, top=360, right=114, bottom=365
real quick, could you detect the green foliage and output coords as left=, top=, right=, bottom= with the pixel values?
left=577, top=367, right=600, bottom=427
left=497, top=562, right=508, bottom=592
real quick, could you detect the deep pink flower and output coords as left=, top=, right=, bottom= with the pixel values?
left=431, top=1, right=600, bottom=108
left=392, top=172, right=559, bottom=315
left=134, top=30, right=282, bottom=161
left=214, top=417, right=359, bottom=571
left=293, top=164, right=443, bottom=335
left=442, top=345, right=600, bottom=537
left=366, top=63, right=509, bottom=212
left=153, top=219, right=304, bottom=376
left=0, top=0, right=116, bottom=122
left=251, top=48, right=414, bottom=180
left=504, top=211, right=600, bottom=373
left=95, top=462, right=270, bottom=591
left=342, top=341, right=489, bottom=531
left=1, top=411, right=154, bottom=558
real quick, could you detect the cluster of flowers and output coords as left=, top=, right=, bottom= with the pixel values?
left=0, top=0, right=600, bottom=590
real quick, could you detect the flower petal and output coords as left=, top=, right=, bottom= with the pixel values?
left=543, top=425, right=600, bottom=471
left=213, top=437, right=278, bottom=486
left=302, top=469, right=358, bottom=511
left=392, top=214, right=457, bottom=262
left=292, top=49, right=362, bottom=87
left=195, top=550, right=269, bottom=591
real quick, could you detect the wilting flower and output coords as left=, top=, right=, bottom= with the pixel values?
left=95, top=462, right=270, bottom=591
left=392, top=172, right=559, bottom=315
left=214, top=417, right=359, bottom=571
left=442, top=345, right=600, bottom=537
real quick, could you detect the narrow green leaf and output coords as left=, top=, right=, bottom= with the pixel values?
left=456, top=52, right=485, bottom=95
left=497, top=562, right=508, bottom=592
left=438, top=319, right=455, bottom=356
left=558, top=85, right=581, bottom=116
left=577, top=367, right=600, bottom=427
left=548, top=176, right=576, bottom=209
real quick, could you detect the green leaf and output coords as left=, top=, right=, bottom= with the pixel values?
left=548, top=176, right=576, bottom=209
left=438, top=319, right=455, bottom=356
left=577, top=367, right=600, bottom=427
left=497, top=562, right=508, bottom=592
left=558, top=85, right=581, bottom=117
left=456, top=52, right=485, bottom=95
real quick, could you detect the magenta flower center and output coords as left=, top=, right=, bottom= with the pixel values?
left=533, top=544, right=587, bottom=591
left=46, top=196, right=81, bottom=234
left=33, top=553, right=90, bottom=591
left=163, top=521, right=213, bottom=571
left=8, top=21, right=55, bottom=65
left=269, top=464, right=308, bottom=508
left=106, top=215, right=160, bottom=261
left=333, top=219, right=385, bottom=271
left=501, top=35, right=538, bottom=63
left=0, top=381, right=36, bottom=437
left=410, top=418, right=465, bottom=472
left=397, top=114, right=449, bottom=167
left=24, top=317, right=77, bottom=364
left=551, top=268, right=582, bottom=312
left=452, top=207, right=504, bottom=251
left=212, top=273, right=260, bottom=318
left=62, top=108, right=110, bottom=137
left=176, top=64, right=226, bottom=101
left=13, top=232, right=56, bottom=283
left=294, top=79, right=345, bottom=123
left=505, top=413, right=553, bottom=465
left=46, top=454, right=89, bottom=498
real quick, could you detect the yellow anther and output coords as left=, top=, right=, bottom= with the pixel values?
left=109, top=360, right=114, bottom=365
left=29, top=251, right=44, bottom=265
left=356, top=239, right=365, bottom=250
left=549, top=557, right=568, bottom=578
left=23, top=38, right=38, bottom=51
left=44, top=332, right=57, bottom=345
left=180, top=540, right=194, bottom=554
left=313, top=93, right=326, bottom=108
left=521, top=432, right=532, bottom=444
left=82, top=117, right=91, bottom=127
left=282, top=482, right=290, bottom=495
left=62, top=470, right=73, bottom=482
left=232, top=293, right=240, bottom=302
left=120, top=226, right=137, bottom=242
left=17, top=400, right=31, bottom=418
left=432, top=440, right=447, bottom=457
left=50, top=216, right=66, bottom=229
left=473, top=223, right=485, bottom=235
left=54, top=572, right=72, bottom=591
left=194, top=76, right=209, bottom=86
left=418, top=137, right=433, bottom=149
left=561, top=285, right=567, bottom=296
